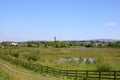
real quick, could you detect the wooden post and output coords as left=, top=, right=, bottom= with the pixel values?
left=99, top=71, right=101, bottom=80
left=59, top=70, right=61, bottom=75
left=46, top=66, right=49, bottom=73
left=75, top=70, right=78, bottom=80
left=30, top=63, right=32, bottom=69
left=41, top=66, right=43, bottom=73
left=27, top=62, right=30, bottom=68
left=36, top=64, right=39, bottom=71
left=66, top=70, right=68, bottom=76
left=34, top=64, right=37, bottom=72
left=114, top=71, right=117, bottom=80
left=86, top=71, right=88, bottom=80
left=52, top=68, right=54, bottom=74
left=49, top=67, right=52, bottom=73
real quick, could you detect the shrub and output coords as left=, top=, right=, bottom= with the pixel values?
left=24, top=52, right=40, bottom=61
left=69, top=59, right=76, bottom=66
left=27, top=53, right=38, bottom=61
left=3, top=49, right=11, bottom=55
left=95, top=56, right=112, bottom=71
left=96, top=62, right=112, bottom=71
left=10, top=51, right=20, bottom=58
left=85, top=58, right=91, bottom=64
left=78, top=57, right=83, bottom=64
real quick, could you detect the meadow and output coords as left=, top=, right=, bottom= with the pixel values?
left=1, top=47, right=120, bottom=71
left=0, top=57, right=65, bottom=80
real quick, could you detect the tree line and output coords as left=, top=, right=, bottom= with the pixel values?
left=0, top=41, right=120, bottom=48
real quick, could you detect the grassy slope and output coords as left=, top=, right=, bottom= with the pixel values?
left=0, top=67, right=15, bottom=80
left=0, top=59, right=64, bottom=80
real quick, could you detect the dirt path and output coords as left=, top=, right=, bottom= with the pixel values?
left=0, top=61, right=63, bottom=80
left=0, top=62, right=36, bottom=77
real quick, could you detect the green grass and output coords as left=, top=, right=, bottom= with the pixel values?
left=0, top=47, right=120, bottom=80
left=0, top=47, right=120, bottom=70
left=0, top=60, right=16, bottom=80
left=0, top=68, right=15, bottom=80
left=0, top=59, right=65, bottom=80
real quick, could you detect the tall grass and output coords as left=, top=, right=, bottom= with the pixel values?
left=10, top=51, right=20, bottom=58
left=0, top=68, right=15, bottom=80
left=95, top=56, right=112, bottom=71
left=0, top=47, right=120, bottom=70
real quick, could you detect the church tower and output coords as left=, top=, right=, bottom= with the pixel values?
left=54, top=36, right=56, bottom=42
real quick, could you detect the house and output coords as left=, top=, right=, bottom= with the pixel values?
left=10, top=42, right=18, bottom=46
left=0, top=44, right=4, bottom=48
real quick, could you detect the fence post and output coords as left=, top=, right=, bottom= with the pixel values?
left=59, top=70, right=61, bottom=75
left=59, top=70, right=61, bottom=74
left=41, top=66, right=43, bottom=73
left=30, top=63, right=33, bottom=70
left=99, top=71, right=101, bottom=80
left=75, top=70, right=78, bottom=80
left=86, top=71, right=88, bottom=80
left=46, top=66, right=49, bottom=73
left=52, top=68, right=54, bottom=74
left=114, top=71, right=117, bottom=80
left=34, top=64, right=37, bottom=72
left=66, top=70, right=68, bottom=76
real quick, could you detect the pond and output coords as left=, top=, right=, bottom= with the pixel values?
left=60, top=57, right=94, bottom=64
left=75, top=48, right=104, bottom=50
left=60, top=50, right=70, bottom=53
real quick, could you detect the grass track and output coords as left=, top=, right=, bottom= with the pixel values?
left=0, top=59, right=64, bottom=80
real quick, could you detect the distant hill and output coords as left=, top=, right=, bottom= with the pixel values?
left=91, top=39, right=119, bottom=42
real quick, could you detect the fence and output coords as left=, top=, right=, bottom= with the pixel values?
left=0, top=55, right=120, bottom=80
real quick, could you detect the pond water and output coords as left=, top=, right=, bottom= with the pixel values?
left=60, top=57, right=94, bottom=63
left=75, top=48, right=104, bottom=50
left=60, top=57, right=79, bottom=61
left=75, top=48, right=93, bottom=50
left=60, top=50, right=70, bottom=53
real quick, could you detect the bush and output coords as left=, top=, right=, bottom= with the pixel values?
left=85, top=58, right=91, bottom=64
left=24, top=52, right=40, bottom=61
left=69, top=59, right=76, bottom=66
left=95, top=56, right=112, bottom=71
left=10, top=51, right=20, bottom=58
left=27, top=53, right=38, bottom=61
left=78, top=57, right=83, bottom=64
left=96, top=63, right=112, bottom=71
left=3, top=49, right=11, bottom=55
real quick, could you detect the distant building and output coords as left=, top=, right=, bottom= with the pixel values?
left=10, top=42, right=18, bottom=46
left=54, top=36, right=56, bottom=41
left=0, top=44, right=4, bottom=48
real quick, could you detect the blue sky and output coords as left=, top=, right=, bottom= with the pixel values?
left=0, top=0, right=120, bottom=41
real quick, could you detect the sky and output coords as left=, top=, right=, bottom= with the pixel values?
left=0, top=0, right=120, bottom=41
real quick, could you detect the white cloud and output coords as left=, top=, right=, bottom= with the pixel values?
left=106, top=22, right=117, bottom=26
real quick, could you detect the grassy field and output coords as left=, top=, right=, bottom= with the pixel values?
left=0, top=58, right=65, bottom=80
left=0, top=66, right=15, bottom=80
left=0, top=47, right=120, bottom=70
